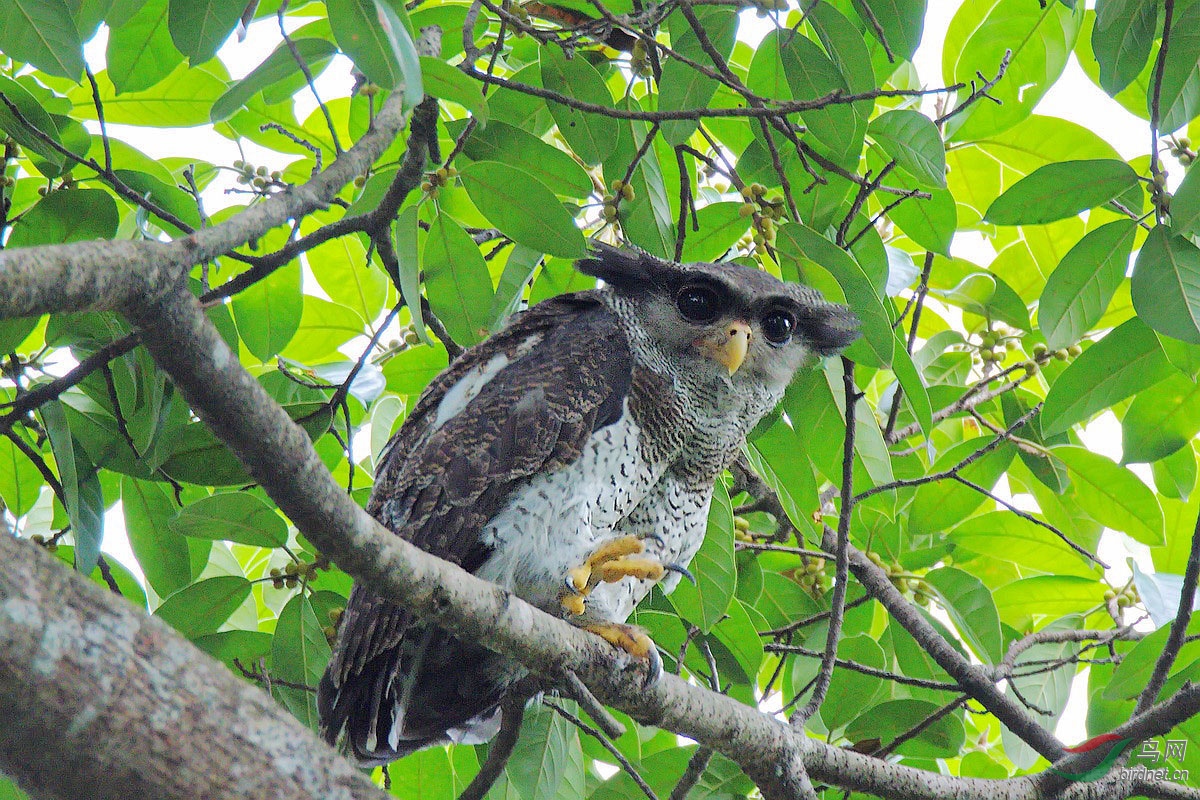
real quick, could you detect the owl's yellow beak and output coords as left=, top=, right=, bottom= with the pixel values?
left=697, top=321, right=751, bottom=375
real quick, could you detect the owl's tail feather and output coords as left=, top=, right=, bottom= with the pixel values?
left=317, top=627, right=509, bottom=766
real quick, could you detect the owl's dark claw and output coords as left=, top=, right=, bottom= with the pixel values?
left=643, top=643, right=663, bottom=688
left=641, top=534, right=667, bottom=548
left=664, top=563, right=696, bottom=585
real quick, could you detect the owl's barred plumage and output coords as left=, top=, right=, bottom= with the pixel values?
left=318, top=245, right=858, bottom=765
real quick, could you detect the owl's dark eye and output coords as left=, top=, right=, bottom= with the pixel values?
left=762, top=311, right=795, bottom=345
left=676, top=285, right=721, bottom=323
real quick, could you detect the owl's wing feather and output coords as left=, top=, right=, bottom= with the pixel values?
left=322, top=292, right=633, bottom=748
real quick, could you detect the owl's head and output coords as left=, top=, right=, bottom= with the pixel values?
left=578, top=244, right=859, bottom=392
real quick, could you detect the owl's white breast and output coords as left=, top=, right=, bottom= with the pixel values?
left=474, top=402, right=667, bottom=611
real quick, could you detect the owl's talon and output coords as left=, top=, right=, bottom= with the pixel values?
left=583, top=622, right=662, bottom=687
left=664, top=563, right=696, bottom=585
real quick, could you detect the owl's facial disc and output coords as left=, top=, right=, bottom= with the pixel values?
left=694, top=320, right=751, bottom=375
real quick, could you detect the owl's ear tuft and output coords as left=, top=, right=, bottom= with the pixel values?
left=576, top=242, right=667, bottom=289
left=798, top=303, right=861, bottom=357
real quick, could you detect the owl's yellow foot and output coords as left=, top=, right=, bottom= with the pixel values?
left=560, top=535, right=694, bottom=616
left=584, top=622, right=662, bottom=687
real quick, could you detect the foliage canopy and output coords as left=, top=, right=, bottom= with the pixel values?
left=2, top=0, right=1200, bottom=798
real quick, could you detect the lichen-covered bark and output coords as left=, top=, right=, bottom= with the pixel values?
left=0, top=534, right=388, bottom=800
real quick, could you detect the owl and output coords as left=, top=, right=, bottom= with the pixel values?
left=318, top=243, right=858, bottom=764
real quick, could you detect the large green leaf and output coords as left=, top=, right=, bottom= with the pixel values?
left=459, top=161, right=586, bottom=258
left=846, top=699, right=965, bottom=758
left=1054, top=445, right=1165, bottom=545
left=458, top=120, right=591, bottom=199
left=1039, top=219, right=1136, bottom=350
left=950, top=511, right=1094, bottom=578
left=909, top=440, right=1015, bottom=535
left=231, top=262, right=303, bottom=362
left=1042, top=317, right=1174, bottom=436
left=423, top=212, right=496, bottom=347
left=1131, top=225, right=1200, bottom=344
left=328, top=0, right=422, bottom=103
left=820, top=634, right=886, bottom=730
left=984, top=159, right=1139, bottom=225
left=494, top=704, right=584, bottom=800
left=924, top=567, right=1003, bottom=664
left=539, top=46, right=618, bottom=165
left=6, top=189, right=119, bottom=248
left=1172, top=160, right=1200, bottom=237
left=858, top=0, right=926, bottom=61
left=170, top=492, right=289, bottom=548
left=1122, top=373, right=1200, bottom=464
left=0, top=0, right=84, bottom=79
left=0, top=435, right=42, bottom=518
left=1091, top=0, right=1156, bottom=95
left=70, top=62, right=228, bottom=127
left=420, top=55, right=488, bottom=124
left=944, top=0, right=1081, bottom=140
left=211, top=38, right=337, bottom=122
left=107, top=0, right=181, bottom=93
left=780, top=30, right=862, bottom=165
left=1155, top=3, right=1200, bottom=133
left=154, top=575, right=252, bottom=639
left=0, top=75, right=67, bottom=169
left=272, top=593, right=331, bottom=729
left=868, top=110, right=946, bottom=188
left=678, top=202, right=750, bottom=263
left=992, top=576, right=1103, bottom=625
left=659, top=6, right=737, bottom=145
left=167, top=0, right=242, bottom=63
left=122, top=476, right=193, bottom=597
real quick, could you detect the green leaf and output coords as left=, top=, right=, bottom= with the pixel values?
left=780, top=29, right=862, bottom=165
left=382, top=344, right=448, bottom=394
left=711, top=598, right=764, bottom=685
left=950, top=511, right=1094, bottom=578
left=107, top=0, right=181, bottom=93
left=71, top=62, right=228, bottom=127
left=1173, top=159, right=1200, bottom=237
left=602, top=98, right=674, bottom=257
left=679, top=202, right=750, bottom=262
left=992, top=576, right=1103, bottom=625
left=868, top=110, right=946, bottom=188
left=944, top=0, right=1081, bottom=140
left=279, top=295, right=367, bottom=364
left=1152, top=443, right=1196, bottom=501
left=0, top=75, right=67, bottom=169
left=1039, top=219, right=1136, bottom=350
left=1091, top=0, right=1155, bottom=94
left=459, top=161, right=586, bottom=258
left=458, top=120, right=591, bottom=199
left=0, top=316, right=38, bottom=354
left=984, top=159, right=1139, bottom=225
left=170, top=492, right=289, bottom=548
left=0, top=435, right=42, bottom=518
left=846, top=699, right=965, bottom=758
left=1122, top=373, right=1200, bottom=464
left=328, top=0, right=422, bottom=100
left=211, top=38, right=337, bottom=122
left=1105, top=618, right=1200, bottom=701
left=909, top=440, right=1015, bottom=535
left=858, top=0, right=926, bottom=61
left=6, top=189, right=118, bottom=248
left=668, top=481, right=735, bottom=632
left=423, top=213, right=496, bottom=347
left=271, top=593, right=331, bottom=729
left=231, top=262, right=303, bottom=362
left=167, top=0, right=242, bottom=63
left=497, top=704, right=584, bottom=800
left=420, top=56, right=488, bottom=124
left=193, top=629, right=273, bottom=670
left=154, top=575, right=251, bottom=639
left=744, top=419, right=817, bottom=533
left=1042, top=317, right=1174, bottom=436
left=924, top=567, right=1003, bottom=663
left=1155, top=3, right=1200, bottom=133
left=393, top=204, right=433, bottom=345
left=0, top=0, right=84, bottom=79
left=1054, top=445, right=1165, bottom=545
left=821, top=634, right=886, bottom=730
left=659, top=7, right=737, bottom=145
left=122, top=476, right=193, bottom=596
left=539, top=46, right=618, bottom=165
left=309, top=234, right=387, bottom=325
left=888, top=184, right=956, bottom=255
left=1132, top=225, right=1200, bottom=344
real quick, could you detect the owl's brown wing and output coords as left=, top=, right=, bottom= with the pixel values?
left=319, top=291, right=633, bottom=760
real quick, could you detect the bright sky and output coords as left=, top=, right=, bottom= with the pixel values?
left=59, top=0, right=1160, bottom=747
